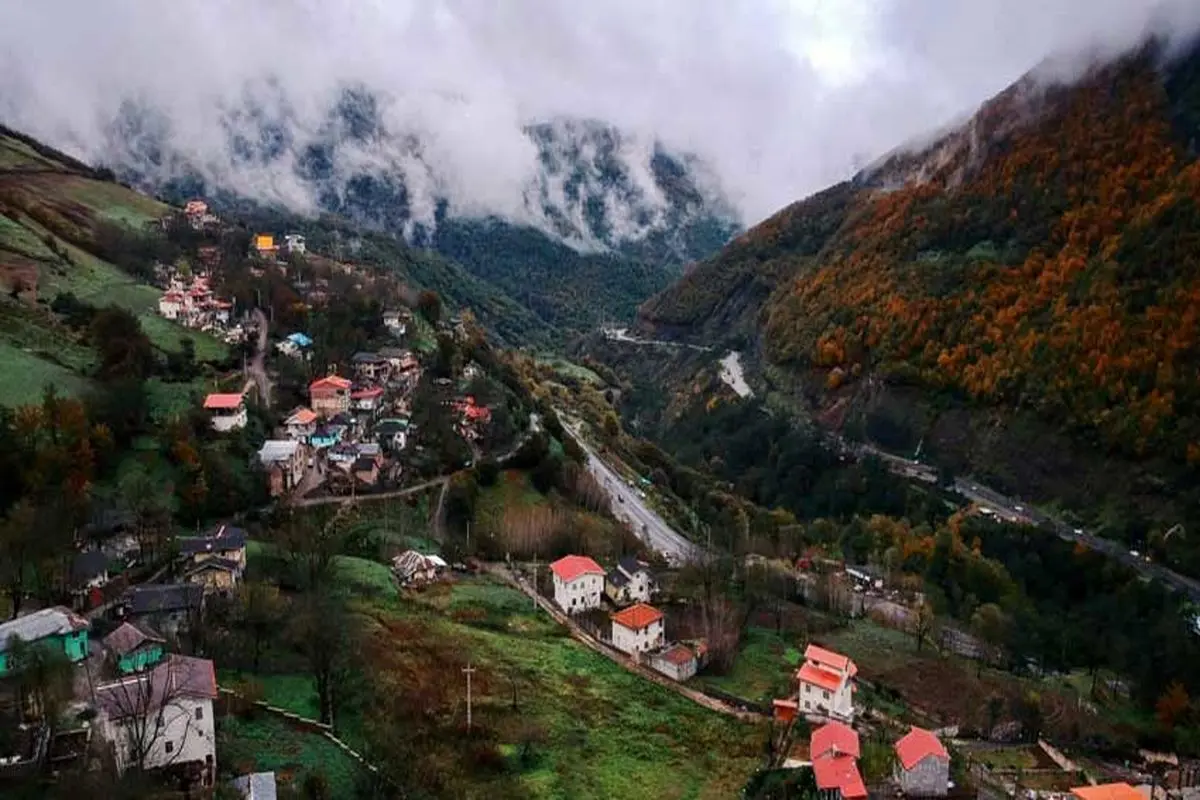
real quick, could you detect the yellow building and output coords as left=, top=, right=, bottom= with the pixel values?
left=254, top=234, right=277, bottom=255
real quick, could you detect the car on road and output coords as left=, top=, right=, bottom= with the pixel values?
left=1131, top=549, right=1140, bottom=558
left=1074, top=527, right=1083, bottom=535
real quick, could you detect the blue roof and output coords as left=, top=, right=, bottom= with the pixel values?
left=286, top=332, right=313, bottom=347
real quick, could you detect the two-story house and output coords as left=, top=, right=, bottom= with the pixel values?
left=284, top=407, right=318, bottom=441
left=605, top=556, right=655, bottom=606
left=310, top=374, right=352, bottom=418
left=95, top=654, right=219, bottom=788
left=178, top=524, right=247, bottom=573
left=257, top=439, right=307, bottom=497
left=0, top=607, right=90, bottom=675
left=610, top=603, right=665, bottom=657
left=103, top=621, right=167, bottom=674
left=796, top=644, right=858, bottom=722
left=203, top=393, right=247, bottom=432
left=351, top=352, right=388, bottom=382
left=811, top=721, right=867, bottom=800
left=550, top=555, right=605, bottom=613
left=351, top=386, right=385, bottom=416
left=894, top=726, right=950, bottom=796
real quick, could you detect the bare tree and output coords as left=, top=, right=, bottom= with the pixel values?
left=94, top=656, right=211, bottom=777
left=236, top=581, right=287, bottom=673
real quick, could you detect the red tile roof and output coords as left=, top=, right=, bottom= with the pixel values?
left=310, top=375, right=352, bottom=392
left=204, top=393, right=244, bottom=410
left=1071, top=785, right=1147, bottom=800
left=287, top=407, right=318, bottom=425
left=895, top=726, right=949, bottom=770
left=806, top=644, right=854, bottom=673
left=549, top=555, right=604, bottom=582
left=660, top=644, right=694, bottom=665
left=812, top=753, right=867, bottom=799
left=352, top=386, right=385, bottom=399
left=611, top=602, right=664, bottom=631
left=798, top=662, right=844, bottom=692
left=811, top=721, right=860, bottom=760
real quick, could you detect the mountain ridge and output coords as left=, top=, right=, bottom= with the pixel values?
left=637, top=37, right=1200, bottom=572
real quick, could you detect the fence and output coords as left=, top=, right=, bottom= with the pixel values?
left=217, top=686, right=383, bottom=779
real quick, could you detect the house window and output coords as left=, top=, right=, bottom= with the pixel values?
left=195, top=706, right=204, bottom=720
left=823, top=690, right=830, bottom=699
left=165, top=741, right=174, bottom=754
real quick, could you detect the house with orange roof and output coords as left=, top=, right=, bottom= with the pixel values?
left=310, top=374, right=353, bottom=418
left=610, top=603, right=665, bottom=657
left=284, top=407, right=318, bottom=441
left=203, top=393, right=247, bottom=432
left=894, top=726, right=950, bottom=796
left=1071, top=784, right=1148, bottom=800
left=811, top=721, right=867, bottom=800
left=549, top=555, right=605, bottom=613
left=797, top=643, right=858, bottom=722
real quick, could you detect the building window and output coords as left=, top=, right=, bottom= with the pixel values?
left=823, top=690, right=830, bottom=699
left=195, top=706, right=204, bottom=720
left=165, top=741, right=174, bottom=754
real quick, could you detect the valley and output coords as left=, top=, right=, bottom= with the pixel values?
left=1, top=13, right=1200, bottom=800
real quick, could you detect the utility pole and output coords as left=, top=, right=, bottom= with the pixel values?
left=462, top=662, right=476, bottom=732
left=531, top=556, right=540, bottom=609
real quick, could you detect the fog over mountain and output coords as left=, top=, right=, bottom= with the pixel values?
left=2, top=0, right=1199, bottom=243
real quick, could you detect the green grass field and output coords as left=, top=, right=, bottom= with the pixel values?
left=0, top=136, right=62, bottom=170
left=358, top=575, right=765, bottom=799
left=692, top=627, right=800, bottom=703
left=219, top=713, right=362, bottom=799
left=0, top=341, right=92, bottom=405
left=535, top=355, right=604, bottom=386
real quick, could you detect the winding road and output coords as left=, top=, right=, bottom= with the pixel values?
left=601, top=329, right=1200, bottom=601
left=560, top=415, right=702, bottom=565
left=246, top=308, right=272, bottom=408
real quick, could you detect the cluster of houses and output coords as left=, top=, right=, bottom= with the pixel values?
left=155, top=271, right=246, bottom=344
left=0, top=524, right=251, bottom=791
left=251, top=347, right=429, bottom=498
left=548, top=554, right=708, bottom=682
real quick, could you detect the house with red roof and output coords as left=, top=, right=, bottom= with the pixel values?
left=284, top=407, right=318, bottom=441
left=549, top=555, right=605, bottom=613
left=610, top=603, right=665, bottom=657
left=796, top=643, right=858, bottom=722
left=310, top=374, right=353, bottom=418
left=894, top=726, right=950, bottom=796
left=203, top=393, right=247, bottom=432
left=811, top=721, right=867, bottom=800
left=650, top=643, right=697, bottom=681
left=1070, top=784, right=1148, bottom=800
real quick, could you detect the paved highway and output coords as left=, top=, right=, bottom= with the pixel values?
left=561, top=417, right=702, bottom=565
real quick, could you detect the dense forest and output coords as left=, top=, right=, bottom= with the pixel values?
left=638, top=40, right=1200, bottom=572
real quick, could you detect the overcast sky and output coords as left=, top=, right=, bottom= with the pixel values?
left=1, top=0, right=1198, bottom=228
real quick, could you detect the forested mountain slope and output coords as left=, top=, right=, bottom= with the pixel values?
left=639, top=39, right=1200, bottom=564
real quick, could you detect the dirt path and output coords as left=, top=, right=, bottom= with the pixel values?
left=291, top=477, right=448, bottom=508
left=487, top=564, right=765, bottom=723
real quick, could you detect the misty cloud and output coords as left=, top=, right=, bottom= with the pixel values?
left=2, top=0, right=1198, bottom=232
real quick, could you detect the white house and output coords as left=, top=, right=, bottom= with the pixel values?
left=204, top=393, right=247, bottom=432
left=284, top=407, right=318, bottom=441
left=796, top=644, right=858, bottom=722
left=549, top=555, right=605, bottom=614
left=283, top=233, right=306, bottom=255
left=605, top=556, right=655, bottom=606
left=382, top=310, right=408, bottom=337
left=95, top=654, right=218, bottom=788
left=610, top=603, right=665, bottom=657
left=158, top=292, right=185, bottom=321
left=894, top=726, right=950, bottom=797
left=650, top=643, right=697, bottom=681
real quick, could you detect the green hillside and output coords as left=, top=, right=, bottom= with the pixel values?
left=638, top=41, right=1200, bottom=574
left=0, top=126, right=229, bottom=403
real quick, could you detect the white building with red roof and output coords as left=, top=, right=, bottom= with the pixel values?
left=894, top=726, right=950, bottom=796
left=650, top=643, right=697, bottom=681
left=811, top=721, right=867, bottom=800
left=549, top=555, right=605, bottom=613
left=610, top=602, right=664, bottom=657
left=203, top=393, right=247, bottom=432
left=797, top=643, right=858, bottom=722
